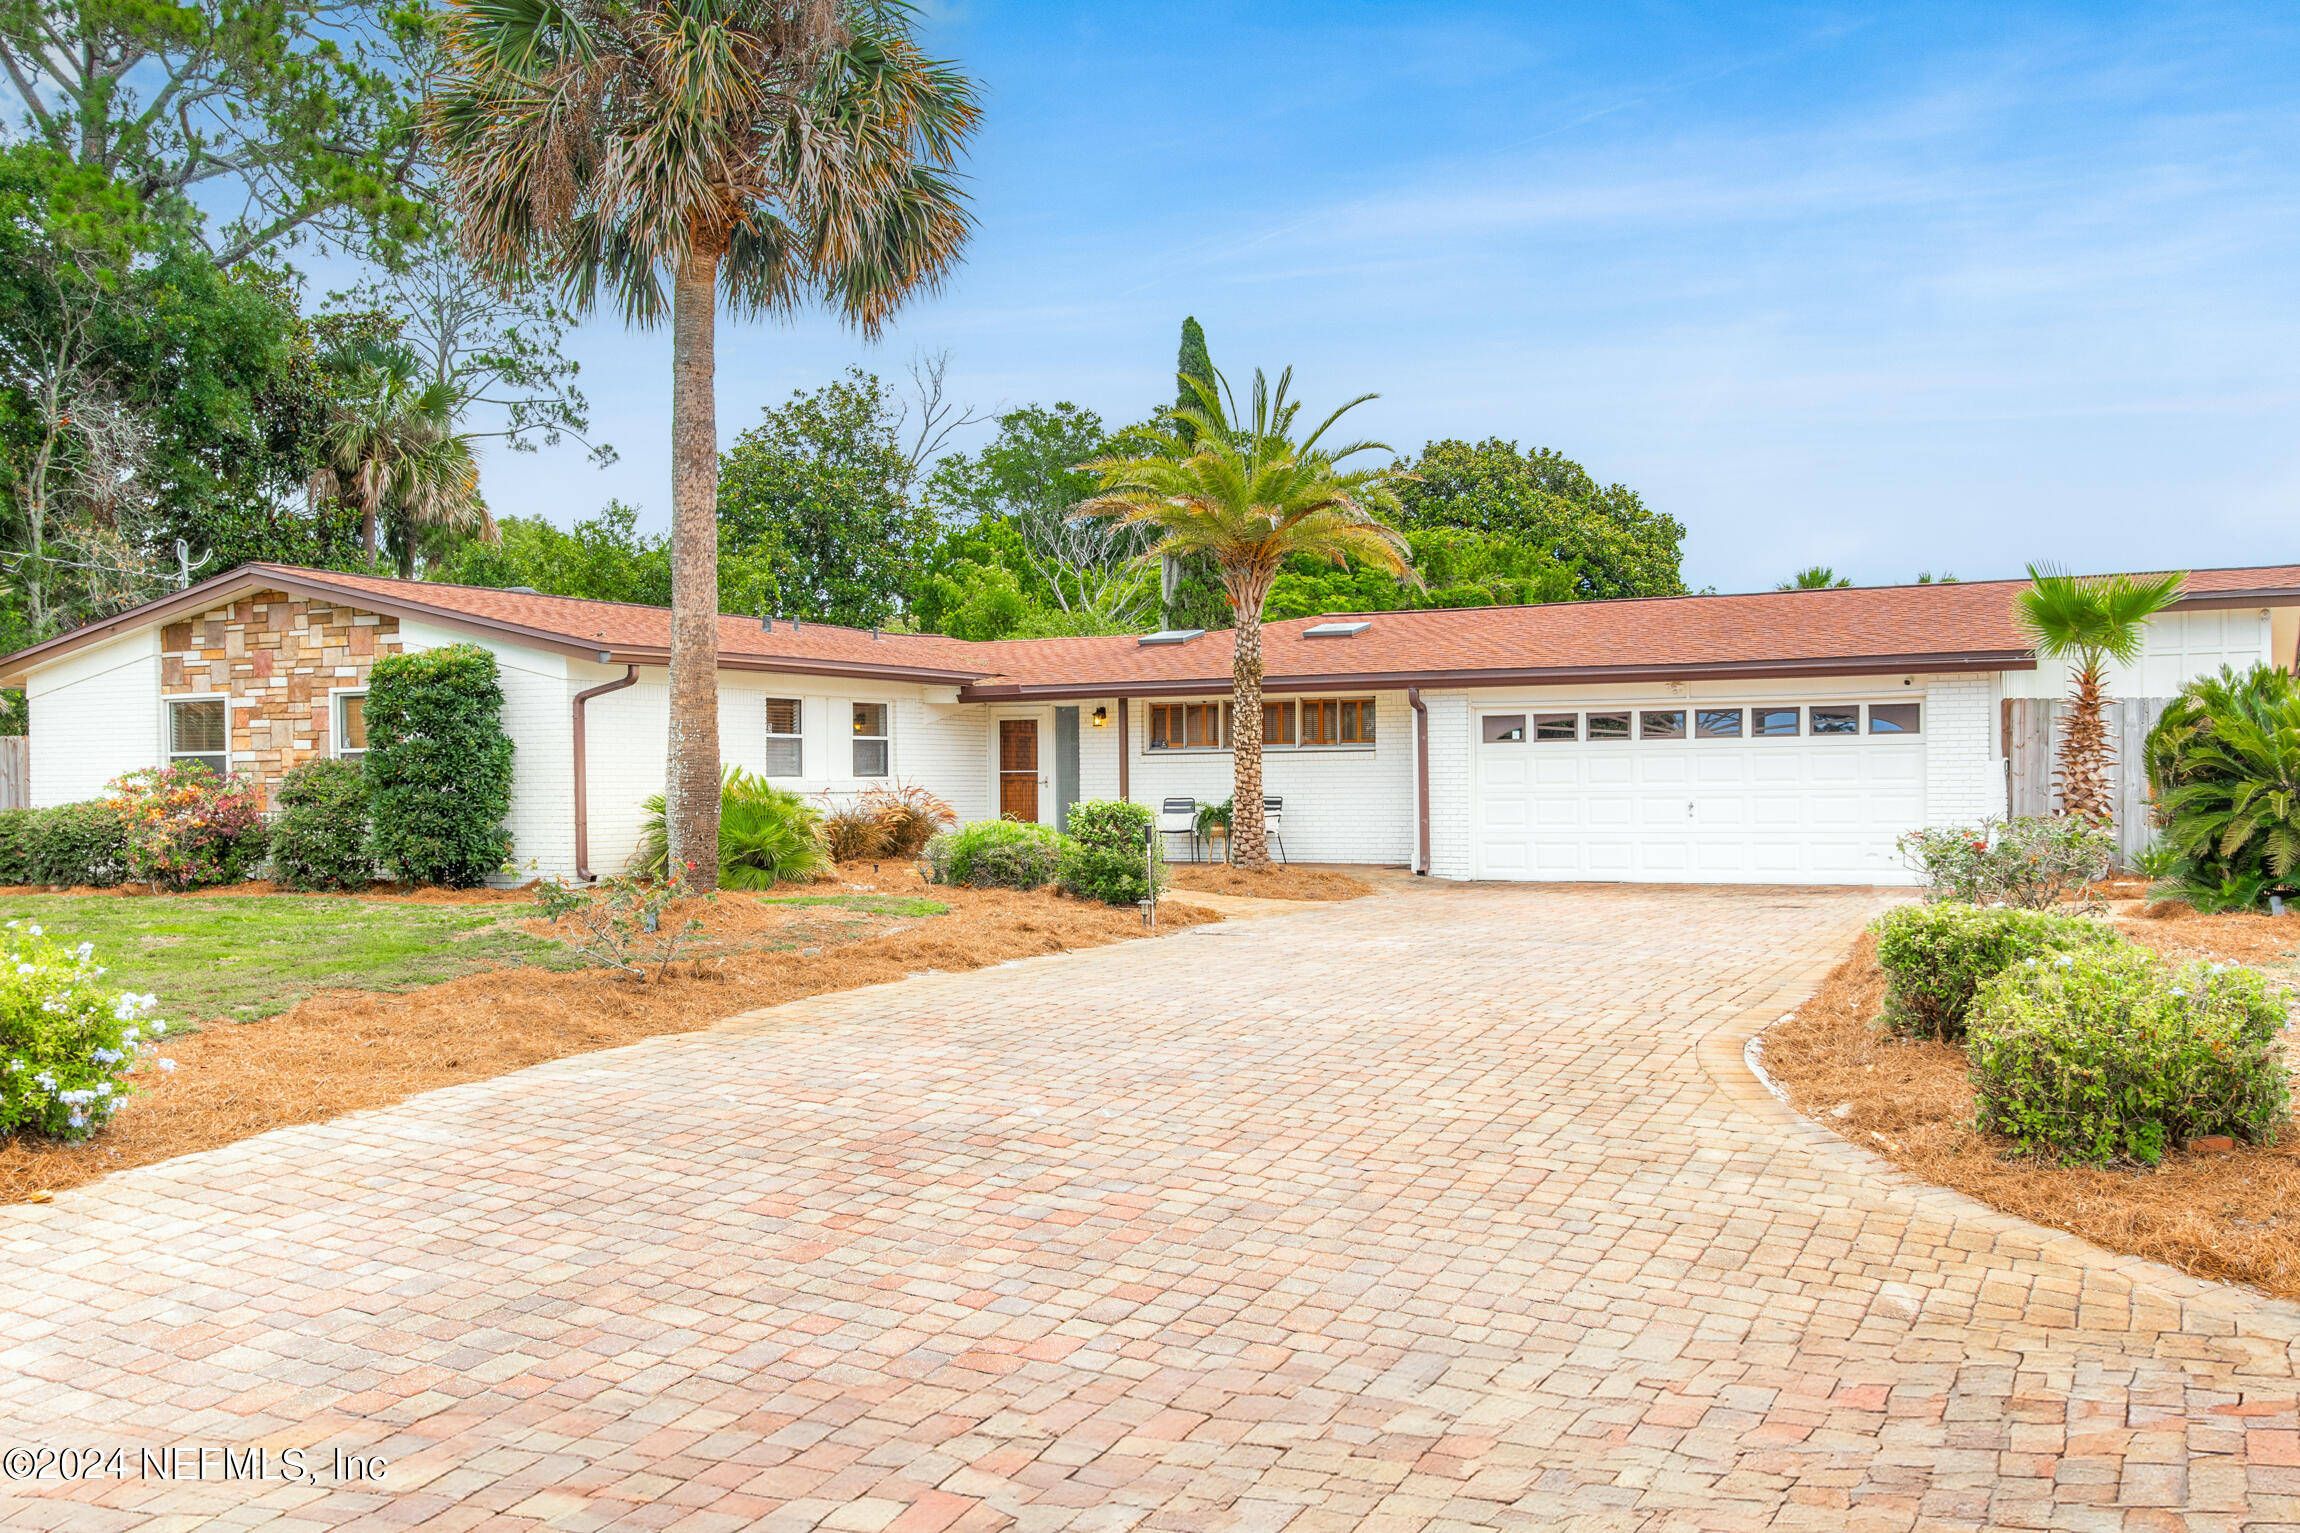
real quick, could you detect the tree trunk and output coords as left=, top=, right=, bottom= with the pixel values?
left=665, top=249, right=722, bottom=890
left=361, top=504, right=377, bottom=563
left=1226, top=562, right=1276, bottom=868
left=2057, top=659, right=2114, bottom=825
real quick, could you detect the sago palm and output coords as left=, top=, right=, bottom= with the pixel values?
left=311, top=343, right=491, bottom=578
left=430, top=0, right=978, bottom=889
left=1078, top=368, right=1416, bottom=867
left=2014, top=563, right=2184, bottom=825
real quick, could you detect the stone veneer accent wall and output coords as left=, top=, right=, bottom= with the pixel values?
left=159, top=590, right=401, bottom=798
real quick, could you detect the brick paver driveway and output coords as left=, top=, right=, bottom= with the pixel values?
left=6, top=882, right=2300, bottom=1531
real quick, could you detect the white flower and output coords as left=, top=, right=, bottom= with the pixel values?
left=154, top=1058, right=175, bottom=1073
left=94, top=1082, right=111, bottom=1096
left=150, top=1021, right=166, bottom=1036
left=25, top=923, right=40, bottom=935
left=14, top=963, right=32, bottom=977
left=74, top=942, right=92, bottom=960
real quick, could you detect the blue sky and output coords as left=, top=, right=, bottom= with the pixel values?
left=484, top=1, right=2300, bottom=594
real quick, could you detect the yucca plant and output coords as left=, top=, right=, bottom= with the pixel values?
left=634, top=768, right=830, bottom=888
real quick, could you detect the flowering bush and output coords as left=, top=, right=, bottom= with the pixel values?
left=0, top=920, right=173, bottom=1142
left=1967, top=946, right=2289, bottom=1164
left=106, top=763, right=267, bottom=890
left=1897, top=816, right=2117, bottom=909
left=1873, top=903, right=2123, bottom=1042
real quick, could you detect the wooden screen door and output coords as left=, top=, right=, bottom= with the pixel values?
left=999, top=719, right=1040, bottom=821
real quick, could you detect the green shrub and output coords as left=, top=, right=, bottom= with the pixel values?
left=1874, top=903, right=2123, bottom=1041
left=1896, top=816, right=2117, bottom=908
left=26, top=800, right=131, bottom=887
left=108, top=763, right=268, bottom=890
left=269, top=758, right=374, bottom=890
left=0, top=808, right=37, bottom=884
left=364, top=644, right=516, bottom=887
left=1967, top=947, right=2291, bottom=1164
left=2144, top=663, right=2300, bottom=908
left=927, top=819, right=1070, bottom=889
left=1059, top=799, right=1164, bottom=905
left=634, top=768, right=831, bottom=889
left=0, top=921, right=173, bottom=1142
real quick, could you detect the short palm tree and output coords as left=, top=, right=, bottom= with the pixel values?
left=430, top=0, right=979, bottom=889
left=2014, top=563, right=2185, bottom=824
left=311, top=343, right=491, bottom=578
left=1777, top=566, right=1850, bottom=590
left=1078, top=369, right=1416, bottom=867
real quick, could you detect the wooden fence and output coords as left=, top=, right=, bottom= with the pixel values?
left=2001, top=698, right=2168, bottom=867
left=0, top=736, right=22, bottom=811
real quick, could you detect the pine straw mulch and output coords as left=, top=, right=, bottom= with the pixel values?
left=1165, top=864, right=1374, bottom=901
left=1, top=869, right=1218, bottom=1206
left=1760, top=913, right=2300, bottom=1299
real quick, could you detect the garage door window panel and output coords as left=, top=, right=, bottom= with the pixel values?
left=1640, top=710, right=1686, bottom=740
left=1534, top=713, right=1579, bottom=742
left=1696, top=708, right=1744, bottom=739
left=1869, top=703, right=1921, bottom=734
left=1587, top=711, right=1631, bottom=741
left=1483, top=714, right=1526, bottom=743
left=1810, top=705, right=1859, bottom=736
left=1754, top=707, right=1801, bottom=737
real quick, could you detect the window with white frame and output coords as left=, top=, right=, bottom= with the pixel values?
left=852, top=702, right=890, bottom=777
left=168, top=697, right=228, bottom=776
left=335, top=691, right=369, bottom=762
left=764, top=698, right=802, bottom=776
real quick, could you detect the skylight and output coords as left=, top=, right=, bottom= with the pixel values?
left=1302, top=620, right=1372, bottom=638
left=1137, top=628, right=1205, bottom=646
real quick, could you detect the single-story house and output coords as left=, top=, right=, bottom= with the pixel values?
left=4, top=561, right=2295, bottom=885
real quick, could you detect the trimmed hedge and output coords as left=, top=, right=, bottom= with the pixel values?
left=1874, top=903, right=2123, bottom=1042
left=1968, top=947, right=2290, bottom=1164
left=1058, top=799, right=1163, bottom=906
left=0, top=800, right=131, bottom=888
left=363, top=644, right=515, bottom=888
left=926, top=820, right=1070, bottom=890
left=269, top=758, right=374, bottom=891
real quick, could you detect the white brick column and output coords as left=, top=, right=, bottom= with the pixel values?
left=1921, top=674, right=2001, bottom=829
left=1424, top=691, right=1474, bottom=880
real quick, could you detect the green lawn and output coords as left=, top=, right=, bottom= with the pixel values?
left=0, top=895, right=579, bottom=1024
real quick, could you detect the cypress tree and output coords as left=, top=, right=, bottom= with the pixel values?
left=1176, top=316, right=1215, bottom=418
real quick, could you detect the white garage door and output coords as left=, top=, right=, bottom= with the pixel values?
left=1473, top=701, right=1925, bottom=883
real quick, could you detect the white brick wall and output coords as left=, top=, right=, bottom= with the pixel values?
left=1116, top=692, right=1419, bottom=865
left=1920, top=673, right=1999, bottom=829
left=25, top=630, right=161, bottom=805
left=399, top=621, right=574, bottom=881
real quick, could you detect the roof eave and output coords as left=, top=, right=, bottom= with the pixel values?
left=957, top=650, right=2039, bottom=701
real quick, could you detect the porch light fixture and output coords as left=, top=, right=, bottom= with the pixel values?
left=1092, top=707, right=1108, bottom=727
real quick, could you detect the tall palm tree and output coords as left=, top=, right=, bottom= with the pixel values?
left=2015, top=563, right=2185, bottom=825
left=429, top=0, right=978, bottom=889
left=1079, top=369, right=1416, bottom=867
left=311, top=343, right=492, bottom=578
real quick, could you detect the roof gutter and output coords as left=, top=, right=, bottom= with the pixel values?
left=956, top=649, right=2041, bottom=702
left=572, top=665, right=638, bottom=881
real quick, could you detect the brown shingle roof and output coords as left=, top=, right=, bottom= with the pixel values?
left=6, top=560, right=2298, bottom=694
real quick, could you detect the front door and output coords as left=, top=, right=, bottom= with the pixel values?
left=999, top=719, right=1040, bottom=821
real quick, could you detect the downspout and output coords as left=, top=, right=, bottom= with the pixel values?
left=573, top=664, right=639, bottom=881
left=1408, top=687, right=1430, bottom=876
left=1117, top=696, right=1129, bottom=801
